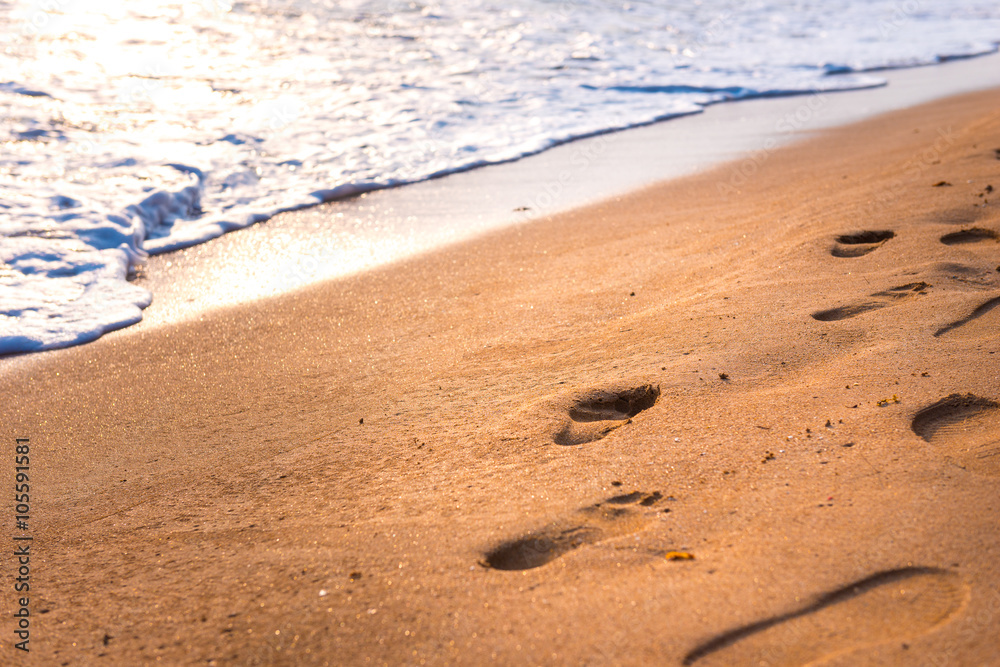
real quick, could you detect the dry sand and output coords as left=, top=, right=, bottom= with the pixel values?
left=2, top=88, right=1000, bottom=666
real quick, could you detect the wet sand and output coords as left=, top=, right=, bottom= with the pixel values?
left=134, top=51, right=1000, bottom=326
left=2, top=87, right=999, bottom=665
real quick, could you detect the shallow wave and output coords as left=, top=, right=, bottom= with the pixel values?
left=1, top=0, right=999, bottom=353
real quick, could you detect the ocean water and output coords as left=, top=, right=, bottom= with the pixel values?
left=1, top=1, right=999, bottom=353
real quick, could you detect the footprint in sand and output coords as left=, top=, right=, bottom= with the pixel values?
left=553, top=384, right=659, bottom=445
left=940, top=227, right=999, bottom=246
left=912, top=393, right=1000, bottom=476
left=934, top=295, right=1000, bottom=338
left=683, top=567, right=967, bottom=666
left=830, top=230, right=895, bottom=258
left=811, top=282, right=930, bottom=322
left=483, top=490, right=662, bottom=571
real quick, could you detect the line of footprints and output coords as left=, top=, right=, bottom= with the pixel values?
left=816, top=208, right=999, bottom=477
left=483, top=384, right=992, bottom=663
left=480, top=199, right=997, bottom=662
left=818, top=224, right=999, bottom=331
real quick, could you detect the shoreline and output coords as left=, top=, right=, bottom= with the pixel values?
left=133, top=50, right=1000, bottom=329
left=2, top=87, right=1000, bottom=664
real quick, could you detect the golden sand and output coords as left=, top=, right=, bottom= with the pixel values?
left=2, top=88, right=999, bottom=665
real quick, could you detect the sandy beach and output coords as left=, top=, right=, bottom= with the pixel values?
left=3, top=87, right=1000, bottom=665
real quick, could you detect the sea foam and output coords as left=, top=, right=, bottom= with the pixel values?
left=2, top=0, right=999, bottom=353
